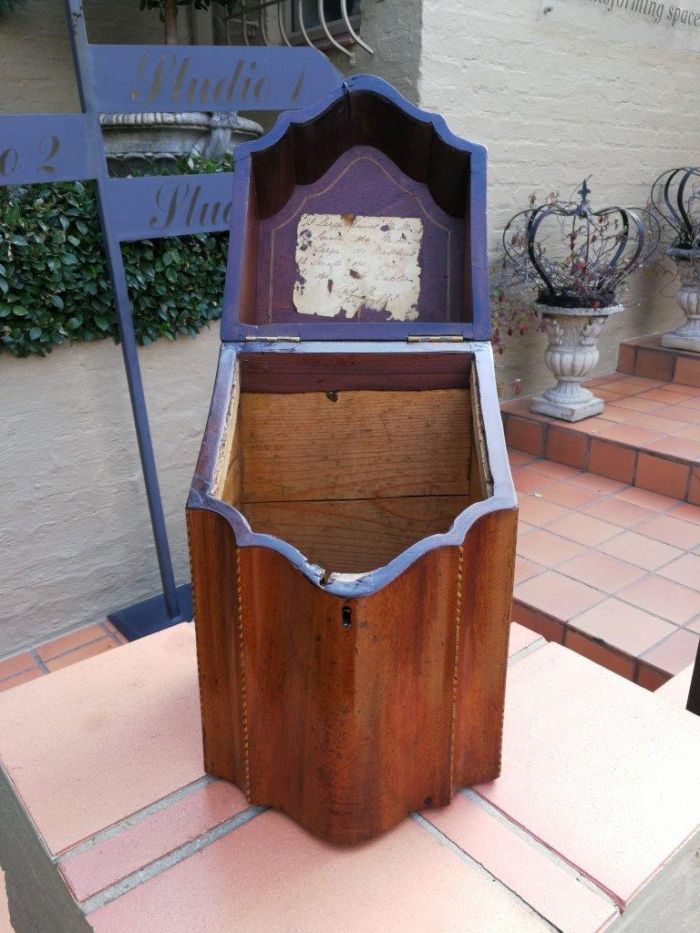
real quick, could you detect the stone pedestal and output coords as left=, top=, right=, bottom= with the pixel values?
left=662, top=250, right=700, bottom=354
left=531, top=304, right=624, bottom=422
left=100, top=111, right=262, bottom=177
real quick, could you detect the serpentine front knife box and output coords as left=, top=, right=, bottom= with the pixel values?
left=187, top=76, right=518, bottom=845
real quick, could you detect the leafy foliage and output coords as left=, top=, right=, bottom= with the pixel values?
left=0, top=176, right=228, bottom=358
left=490, top=278, right=542, bottom=355
left=138, top=0, right=245, bottom=16
left=0, top=0, right=25, bottom=15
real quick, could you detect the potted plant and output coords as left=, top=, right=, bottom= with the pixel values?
left=500, top=181, right=659, bottom=421
left=650, top=167, right=700, bottom=353
left=101, top=0, right=261, bottom=176
left=140, top=0, right=239, bottom=46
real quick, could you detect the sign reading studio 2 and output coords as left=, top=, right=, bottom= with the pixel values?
left=541, top=0, right=700, bottom=51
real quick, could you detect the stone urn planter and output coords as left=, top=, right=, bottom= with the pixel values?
left=530, top=303, right=624, bottom=422
left=501, top=181, right=659, bottom=422
left=100, top=111, right=262, bottom=177
left=661, top=248, right=700, bottom=353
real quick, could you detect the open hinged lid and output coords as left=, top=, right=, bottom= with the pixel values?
left=221, top=75, right=490, bottom=343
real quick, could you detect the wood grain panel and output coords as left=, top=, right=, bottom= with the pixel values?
left=240, top=388, right=472, bottom=503
left=237, top=544, right=461, bottom=844
left=467, top=363, right=493, bottom=505
left=245, top=495, right=470, bottom=573
left=186, top=508, right=246, bottom=786
left=238, top=351, right=474, bottom=393
left=189, top=505, right=517, bottom=844
left=221, top=428, right=242, bottom=509
left=453, top=508, right=518, bottom=788
left=214, top=376, right=242, bottom=508
left=249, top=89, right=469, bottom=221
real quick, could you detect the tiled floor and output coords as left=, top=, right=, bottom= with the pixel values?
left=504, top=337, right=700, bottom=686
left=2, top=624, right=698, bottom=931
left=0, top=620, right=127, bottom=693
left=618, top=331, right=700, bottom=386
left=511, top=449, right=700, bottom=686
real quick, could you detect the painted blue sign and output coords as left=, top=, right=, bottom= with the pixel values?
left=0, top=0, right=345, bottom=633
left=105, top=173, right=234, bottom=241
left=90, top=45, right=341, bottom=114
left=0, top=116, right=235, bottom=239
left=0, top=114, right=94, bottom=187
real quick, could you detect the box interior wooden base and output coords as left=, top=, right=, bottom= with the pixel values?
left=213, top=350, right=491, bottom=579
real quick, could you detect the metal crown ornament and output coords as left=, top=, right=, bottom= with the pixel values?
left=503, top=180, right=659, bottom=309
left=650, top=166, right=700, bottom=253
left=651, top=167, right=700, bottom=354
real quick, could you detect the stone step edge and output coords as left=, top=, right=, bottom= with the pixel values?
left=618, top=333, right=700, bottom=388
left=513, top=601, right=673, bottom=692
left=502, top=407, right=700, bottom=505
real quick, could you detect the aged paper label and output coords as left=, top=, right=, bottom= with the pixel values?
left=293, top=213, right=423, bottom=321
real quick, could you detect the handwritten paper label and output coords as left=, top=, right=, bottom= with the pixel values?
left=293, top=213, right=423, bottom=321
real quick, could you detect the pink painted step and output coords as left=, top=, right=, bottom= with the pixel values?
left=504, top=338, right=700, bottom=685
left=0, top=623, right=203, bottom=855
left=656, top=664, right=695, bottom=709
left=1, top=623, right=698, bottom=932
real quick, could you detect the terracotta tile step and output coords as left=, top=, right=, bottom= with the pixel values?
left=618, top=332, right=700, bottom=387
left=510, top=449, right=700, bottom=687
left=0, top=619, right=128, bottom=693
left=503, top=372, right=700, bottom=505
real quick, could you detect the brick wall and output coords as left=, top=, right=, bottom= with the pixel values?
left=419, top=0, right=695, bottom=395
left=266, top=0, right=422, bottom=102
left=0, top=1, right=177, bottom=114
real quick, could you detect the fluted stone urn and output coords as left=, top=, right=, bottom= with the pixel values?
left=662, top=249, right=700, bottom=354
left=502, top=182, right=658, bottom=423
left=531, top=303, right=624, bottom=422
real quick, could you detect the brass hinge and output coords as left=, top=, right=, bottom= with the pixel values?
left=406, top=335, right=465, bottom=343
left=244, top=335, right=302, bottom=343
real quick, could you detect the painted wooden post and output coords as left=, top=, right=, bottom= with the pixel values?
left=62, top=0, right=342, bottom=635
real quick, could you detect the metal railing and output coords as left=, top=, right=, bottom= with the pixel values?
left=223, top=0, right=374, bottom=62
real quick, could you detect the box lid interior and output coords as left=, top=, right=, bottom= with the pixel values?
left=221, top=75, right=491, bottom=343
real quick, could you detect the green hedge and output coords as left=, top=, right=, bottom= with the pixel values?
left=0, top=0, right=24, bottom=15
left=0, top=178, right=228, bottom=358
